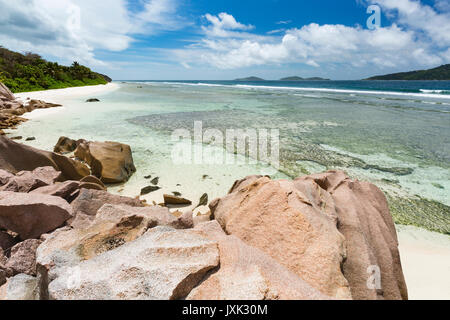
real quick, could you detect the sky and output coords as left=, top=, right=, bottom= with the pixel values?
left=0, top=0, right=449, bottom=80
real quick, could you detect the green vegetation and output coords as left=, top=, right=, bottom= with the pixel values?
left=0, top=47, right=111, bottom=93
left=366, top=64, right=450, bottom=80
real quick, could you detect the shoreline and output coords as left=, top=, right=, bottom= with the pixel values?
left=6, top=82, right=450, bottom=300
left=14, top=83, right=120, bottom=111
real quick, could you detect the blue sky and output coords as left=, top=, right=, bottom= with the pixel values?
left=0, top=0, right=449, bottom=80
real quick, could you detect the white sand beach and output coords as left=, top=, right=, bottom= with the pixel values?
left=15, top=83, right=119, bottom=103
left=9, top=83, right=450, bottom=300
left=14, top=83, right=119, bottom=120
left=397, top=225, right=450, bottom=300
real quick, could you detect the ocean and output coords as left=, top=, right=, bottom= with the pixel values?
left=13, top=80, right=450, bottom=234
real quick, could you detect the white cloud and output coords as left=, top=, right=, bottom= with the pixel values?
left=267, top=28, right=286, bottom=35
left=174, top=7, right=450, bottom=72
left=0, top=0, right=181, bottom=66
left=375, top=0, right=450, bottom=46
left=276, top=20, right=292, bottom=25
left=202, top=12, right=254, bottom=38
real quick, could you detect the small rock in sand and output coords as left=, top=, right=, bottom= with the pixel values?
left=150, top=177, right=159, bottom=185
left=86, top=98, right=100, bottom=103
left=163, top=194, right=192, bottom=206
left=196, top=193, right=208, bottom=208
left=140, top=185, right=160, bottom=195
left=25, top=137, right=35, bottom=141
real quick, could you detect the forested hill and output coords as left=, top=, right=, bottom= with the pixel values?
left=366, top=64, right=450, bottom=80
left=0, top=47, right=111, bottom=93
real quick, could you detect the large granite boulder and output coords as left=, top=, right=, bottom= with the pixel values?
left=95, top=204, right=180, bottom=229
left=0, top=169, right=13, bottom=186
left=5, top=239, right=42, bottom=276
left=0, top=191, right=73, bottom=240
left=210, top=175, right=351, bottom=299
left=188, top=221, right=330, bottom=300
left=53, top=136, right=80, bottom=154
left=0, top=136, right=90, bottom=181
left=69, top=189, right=144, bottom=228
left=37, top=204, right=187, bottom=290
left=31, top=181, right=81, bottom=202
left=0, top=274, right=40, bottom=300
left=0, top=167, right=62, bottom=193
left=0, top=82, right=15, bottom=101
left=27, top=100, right=61, bottom=109
left=75, top=140, right=136, bottom=183
left=45, top=226, right=219, bottom=300
left=297, top=171, right=408, bottom=300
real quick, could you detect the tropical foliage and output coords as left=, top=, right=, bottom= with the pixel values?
left=0, top=47, right=110, bottom=92
left=366, top=64, right=450, bottom=80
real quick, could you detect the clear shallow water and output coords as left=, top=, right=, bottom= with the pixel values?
left=10, top=80, right=450, bottom=233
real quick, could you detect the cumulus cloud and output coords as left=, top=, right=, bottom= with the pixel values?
left=175, top=4, right=450, bottom=71
left=202, top=12, right=254, bottom=38
left=375, top=0, right=450, bottom=46
left=0, top=0, right=182, bottom=66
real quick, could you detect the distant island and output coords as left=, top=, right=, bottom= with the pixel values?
left=280, top=76, right=330, bottom=81
left=234, top=76, right=266, bottom=81
left=0, top=47, right=111, bottom=93
left=366, top=64, right=450, bottom=80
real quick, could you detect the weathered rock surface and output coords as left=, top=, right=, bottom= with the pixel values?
left=27, top=100, right=61, bottom=109
left=0, top=166, right=62, bottom=193
left=0, top=269, right=5, bottom=287
left=0, top=82, right=15, bottom=101
left=6, top=239, right=42, bottom=276
left=31, top=180, right=80, bottom=202
left=141, top=185, right=160, bottom=195
left=193, top=206, right=212, bottom=226
left=69, top=189, right=143, bottom=227
left=0, top=136, right=90, bottom=180
left=75, top=140, right=136, bottom=183
left=37, top=204, right=176, bottom=287
left=0, top=274, right=40, bottom=300
left=188, top=221, right=330, bottom=300
left=0, top=230, right=18, bottom=251
left=177, top=210, right=194, bottom=229
left=0, top=169, right=13, bottom=186
left=53, top=136, right=79, bottom=154
left=0, top=247, right=11, bottom=281
left=0, top=191, right=73, bottom=239
left=196, top=193, right=208, bottom=208
left=297, top=171, right=408, bottom=300
left=1, top=83, right=62, bottom=135
left=80, top=175, right=106, bottom=190
left=164, top=194, right=192, bottom=205
left=37, top=203, right=184, bottom=284
left=46, top=227, right=219, bottom=300
left=210, top=175, right=351, bottom=299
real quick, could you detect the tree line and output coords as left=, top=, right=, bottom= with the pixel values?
left=0, top=46, right=110, bottom=92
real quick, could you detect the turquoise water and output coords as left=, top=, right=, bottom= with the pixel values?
left=11, top=81, right=450, bottom=233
